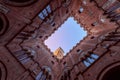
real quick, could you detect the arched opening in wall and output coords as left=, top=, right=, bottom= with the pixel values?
left=0, top=68, right=1, bottom=79
left=0, top=18, right=4, bottom=32
left=36, top=66, right=52, bottom=80
left=4, top=0, right=37, bottom=6
left=0, top=62, right=7, bottom=80
left=102, top=65, right=120, bottom=80
left=0, top=13, right=9, bottom=36
left=60, top=67, right=71, bottom=80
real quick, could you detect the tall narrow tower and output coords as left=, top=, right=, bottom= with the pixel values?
left=54, top=47, right=64, bottom=59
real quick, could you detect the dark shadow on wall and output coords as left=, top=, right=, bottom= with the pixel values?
left=102, top=65, right=120, bottom=80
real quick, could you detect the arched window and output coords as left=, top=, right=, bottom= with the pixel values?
left=13, top=48, right=36, bottom=64
left=62, top=0, right=71, bottom=7
left=79, top=7, right=84, bottom=13
left=38, top=5, right=52, bottom=20
left=38, top=5, right=55, bottom=26
left=101, top=32, right=120, bottom=41
left=83, top=53, right=99, bottom=67
left=16, top=30, right=42, bottom=40
left=36, top=66, right=52, bottom=80
left=76, top=49, right=83, bottom=54
left=60, top=68, right=71, bottom=80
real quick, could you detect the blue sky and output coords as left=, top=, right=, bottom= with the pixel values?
left=44, top=17, right=87, bottom=55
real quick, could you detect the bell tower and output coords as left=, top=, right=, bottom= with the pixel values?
left=54, top=47, right=64, bottom=59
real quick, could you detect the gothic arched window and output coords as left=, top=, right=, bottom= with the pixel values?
left=83, top=53, right=99, bottom=67
left=62, top=0, right=71, bottom=7
left=60, top=68, right=71, bottom=80
left=38, top=5, right=55, bottom=26
left=39, top=5, right=52, bottom=20
left=36, top=66, right=52, bottom=80
left=13, top=48, right=36, bottom=64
